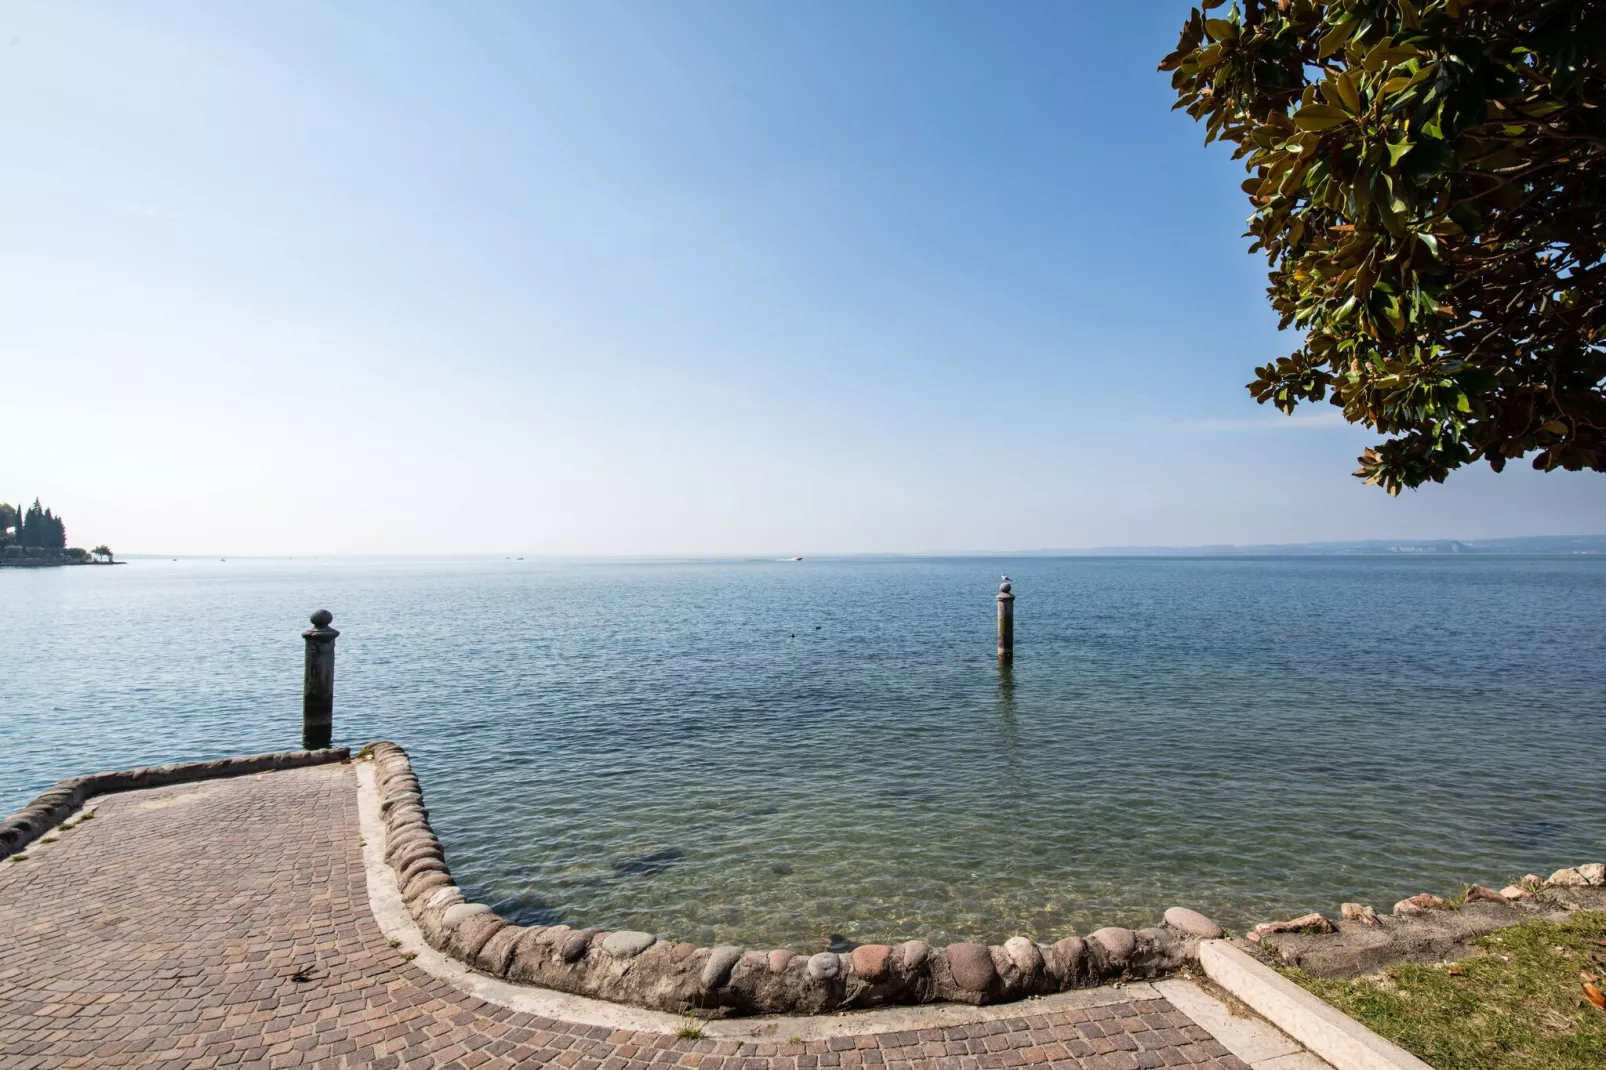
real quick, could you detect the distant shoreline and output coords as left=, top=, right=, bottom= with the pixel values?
left=0, top=552, right=122, bottom=569
left=111, top=536, right=1606, bottom=562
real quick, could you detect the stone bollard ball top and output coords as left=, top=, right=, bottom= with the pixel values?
left=310, top=609, right=334, bottom=628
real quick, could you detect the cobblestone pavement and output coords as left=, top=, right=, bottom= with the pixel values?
left=0, top=765, right=1251, bottom=1070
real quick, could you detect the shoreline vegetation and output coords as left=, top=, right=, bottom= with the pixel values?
left=1287, top=911, right=1606, bottom=1070
left=0, top=500, right=116, bottom=568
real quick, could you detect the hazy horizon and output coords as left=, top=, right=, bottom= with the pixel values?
left=5, top=1, right=1604, bottom=556
left=102, top=533, right=1606, bottom=560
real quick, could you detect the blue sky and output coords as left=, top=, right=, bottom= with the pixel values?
left=3, top=1, right=1602, bottom=554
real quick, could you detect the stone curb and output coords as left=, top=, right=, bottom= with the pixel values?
left=1242, top=863, right=1606, bottom=976
left=1198, top=940, right=1432, bottom=1070
left=359, top=758, right=1182, bottom=1037
left=0, top=746, right=351, bottom=860
left=364, top=739, right=1217, bottom=1018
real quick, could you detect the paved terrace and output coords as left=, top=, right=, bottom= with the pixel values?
left=0, top=763, right=1283, bottom=1070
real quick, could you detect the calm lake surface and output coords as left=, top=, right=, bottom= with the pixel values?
left=4, top=555, right=1604, bottom=947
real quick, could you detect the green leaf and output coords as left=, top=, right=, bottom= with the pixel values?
left=1294, top=104, right=1351, bottom=131
left=1335, top=72, right=1362, bottom=114
left=1318, top=20, right=1357, bottom=59
left=1387, top=138, right=1414, bottom=165
left=1516, top=99, right=1564, bottom=118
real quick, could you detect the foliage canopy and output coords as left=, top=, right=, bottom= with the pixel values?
left=18, top=499, right=67, bottom=549
left=1162, top=0, right=1605, bottom=492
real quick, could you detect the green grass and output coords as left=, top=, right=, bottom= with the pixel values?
left=674, top=1014, right=706, bottom=1040
left=1286, top=912, right=1606, bottom=1070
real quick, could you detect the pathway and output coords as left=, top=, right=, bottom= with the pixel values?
left=0, top=764, right=1266, bottom=1070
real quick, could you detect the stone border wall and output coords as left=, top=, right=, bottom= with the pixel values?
left=1239, top=861, right=1606, bottom=977
left=0, top=747, right=351, bottom=860
left=368, top=741, right=1222, bottom=1018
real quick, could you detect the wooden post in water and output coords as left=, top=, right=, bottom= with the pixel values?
left=996, top=576, right=1015, bottom=664
left=302, top=609, right=339, bottom=750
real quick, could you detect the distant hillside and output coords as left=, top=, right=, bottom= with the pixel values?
left=1045, top=535, right=1606, bottom=556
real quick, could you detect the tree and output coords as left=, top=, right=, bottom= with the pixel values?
left=1161, top=0, right=1605, bottom=493
left=0, top=503, right=15, bottom=546
left=91, top=544, right=114, bottom=563
left=19, top=499, right=68, bottom=549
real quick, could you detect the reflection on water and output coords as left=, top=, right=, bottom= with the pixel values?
left=3, top=554, right=1605, bottom=948
left=994, top=661, right=1025, bottom=792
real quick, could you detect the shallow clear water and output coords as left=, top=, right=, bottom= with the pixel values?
left=3, top=555, right=1603, bottom=948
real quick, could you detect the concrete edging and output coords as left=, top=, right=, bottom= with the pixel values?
left=1198, top=940, right=1432, bottom=1070
left=0, top=746, right=351, bottom=860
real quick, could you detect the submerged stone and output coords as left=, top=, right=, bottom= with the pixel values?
left=611, top=847, right=685, bottom=878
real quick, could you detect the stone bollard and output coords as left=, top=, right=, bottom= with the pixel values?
left=997, top=576, right=1015, bottom=663
left=302, top=609, right=340, bottom=750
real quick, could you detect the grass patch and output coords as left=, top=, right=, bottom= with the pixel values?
left=674, top=1014, right=705, bottom=1040
left=1286, top=911, right=1606, bottom=1070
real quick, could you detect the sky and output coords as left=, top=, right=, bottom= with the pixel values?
left=3, top=1, right=1603, bottom=556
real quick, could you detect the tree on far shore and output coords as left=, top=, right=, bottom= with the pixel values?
left=0, top=503, right=16, bottom=546
left=91, top=544, right=114, bottom=564
left=18, top=499, right=67, bottom=549
left=1162, top=0, right=1604, bottom=493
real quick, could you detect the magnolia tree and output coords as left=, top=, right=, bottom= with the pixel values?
left=1162, top=0, right=1604, bottom=492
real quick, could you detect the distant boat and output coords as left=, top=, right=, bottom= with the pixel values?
left=791, top=556, right=803, bottom=561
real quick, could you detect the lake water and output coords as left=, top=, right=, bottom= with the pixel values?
left=3, top=555, right=1603, bottom=948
